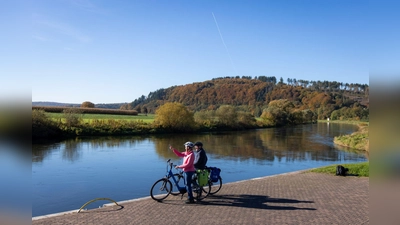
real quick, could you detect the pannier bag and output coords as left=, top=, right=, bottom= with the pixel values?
left=209, top=167, right=221, bottom=182
left=196, top=169, right=209, bottom=186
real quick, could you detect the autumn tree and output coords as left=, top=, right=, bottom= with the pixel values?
left=302, top=109, right=315, bottom=123
left=261, top=107, right=282, bottom=126
left=81, top=101, right=95, bottom=108
left=216, top=105, right=238, bottom=127
left=194, top=110, right=216, bottom=128
left=330, top=110, right=340, bottom=120
left=261, top=99, right=294, bottom=126
left=330, top=105, right=368, bottom=121
left=237, top=111, right=256, bottom=127
left=290, top=109, right=304, bottom=124
left=154, top=102, right=195, bottom=131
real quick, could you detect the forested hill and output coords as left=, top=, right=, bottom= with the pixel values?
left=124, top=76, right=369, bottom=120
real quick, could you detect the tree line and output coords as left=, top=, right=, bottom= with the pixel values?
left=123, top=76, right=368, bottom=121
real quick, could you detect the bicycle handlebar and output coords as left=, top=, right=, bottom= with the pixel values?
left=167, top=159, right=177, bottom=169
left=167, top=159, right=182, bottom=171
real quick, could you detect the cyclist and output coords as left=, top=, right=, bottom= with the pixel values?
left=170, top=141, right=196, bottom=204
left=194, top=141, right=208, bottom=170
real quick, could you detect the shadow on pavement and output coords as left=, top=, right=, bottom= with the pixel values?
left=197, top=194, right=316, bottom=210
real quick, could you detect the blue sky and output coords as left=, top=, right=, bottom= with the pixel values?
left=2, top=0, right=394, bottom=104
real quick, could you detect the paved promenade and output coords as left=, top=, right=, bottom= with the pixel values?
left=32, top=171, right=369, bottom=225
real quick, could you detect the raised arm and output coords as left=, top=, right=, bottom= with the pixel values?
left=170, top=146, right=185, bottom=158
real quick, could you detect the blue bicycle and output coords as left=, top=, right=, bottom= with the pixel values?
left=150, top=159, right=211, bottom=202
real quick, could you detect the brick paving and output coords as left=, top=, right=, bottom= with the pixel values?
left=32, top=171, right=369, bottom=225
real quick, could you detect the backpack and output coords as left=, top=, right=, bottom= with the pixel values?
left=196, top=169, right=209, bottom=186
left=209, top=167, right=221, bottom=182
left=336, top=165, right=348, bottom=176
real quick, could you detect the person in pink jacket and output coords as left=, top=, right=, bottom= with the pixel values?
left=170, top=141, right=196, bottom=204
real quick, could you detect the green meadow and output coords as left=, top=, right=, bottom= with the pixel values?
left=46, top=112, right=155, bottom=124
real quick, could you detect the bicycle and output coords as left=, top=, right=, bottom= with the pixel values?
left=203, top=166, right=222, bottom=195
left=150, top=159, right=211, bottom=202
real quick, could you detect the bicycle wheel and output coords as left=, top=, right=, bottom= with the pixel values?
left=150, top=178, right=172, bottom=201
left=208, top=176, right=222, bottom=195
left=192, top=180, right=211, bottom=201
left=170, top=173, right=185, bottom=196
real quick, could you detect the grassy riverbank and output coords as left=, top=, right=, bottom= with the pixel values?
left=319, top=120, right=369, bottom=152
left=312, top=120, right=369, bottom=176
left=46, top=112, right=155, bottom=123
left=334, top=124, right=368, bottom=151
left=310, top=162, right=369, bottom=177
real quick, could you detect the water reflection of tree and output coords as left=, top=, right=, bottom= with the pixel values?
left=152, top=132, right=274, bottom=161
left=62, top=139, right=80, bottom=161
left=152, top=130, right=359, bottom=163
left=32, top=143, right=61, bottom=163
left=33, top=125, right=367, bottom=163
left=33, top=136, right=152, bottom=162
left=163, top=126, right=364, bottom=163
left=154, top=135, right=187, bottom=159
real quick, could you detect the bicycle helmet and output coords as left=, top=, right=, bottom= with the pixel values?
left=194, top=141, right=203, bottom=147
left=184, top=141, right=194, bottom=148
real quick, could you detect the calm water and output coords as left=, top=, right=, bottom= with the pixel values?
left=31, top=123, right=367, bottom=217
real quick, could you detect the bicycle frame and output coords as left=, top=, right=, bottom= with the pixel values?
left=165, top=159, right=186, bottom=192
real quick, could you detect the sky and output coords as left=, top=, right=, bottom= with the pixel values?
left=1, top=0, right=399, bottom=104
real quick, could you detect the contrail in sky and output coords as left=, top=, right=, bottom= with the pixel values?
left=212, top=12, right=238, bottom=75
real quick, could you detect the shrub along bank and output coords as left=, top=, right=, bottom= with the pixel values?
left=321, top=120, right=369, bottom=152
left=33, top=103, right=369, bottom=144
